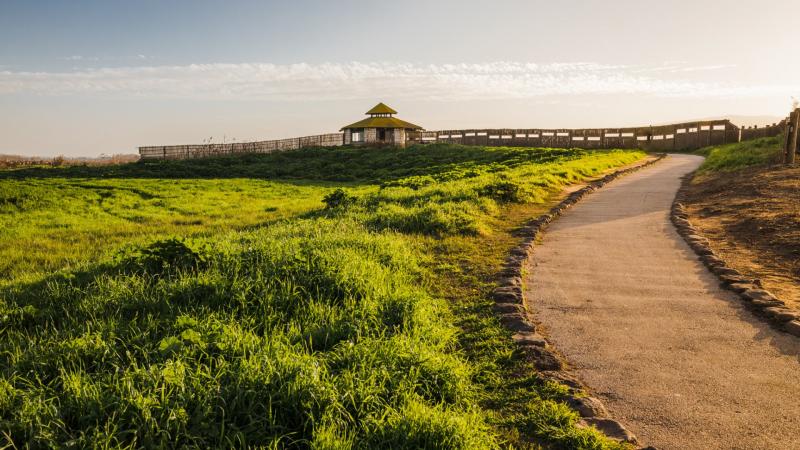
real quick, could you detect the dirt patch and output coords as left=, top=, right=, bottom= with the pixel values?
left=684, top=164, right=800, bottom=309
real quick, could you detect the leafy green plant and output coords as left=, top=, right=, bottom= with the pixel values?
left=479, top=180, right=526, bottom=203
left=119, top=237, right=211, bottom=275
left=323, top=188, right=358, bottom=209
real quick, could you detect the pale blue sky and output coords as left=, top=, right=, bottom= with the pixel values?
left=2, top=0, right=799, bottom=156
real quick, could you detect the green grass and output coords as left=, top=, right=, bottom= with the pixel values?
left=695, top=136, right=783, bottom=173
left=0, top=177, right=354, bottom=283
left=0, top=144, right=644, bottom=448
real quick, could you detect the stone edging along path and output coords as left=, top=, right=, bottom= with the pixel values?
left=671, top=174, right=800, bottom=337
left=492, top=154, right=666, bottom=447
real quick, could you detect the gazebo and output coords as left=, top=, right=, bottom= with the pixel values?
left=341, top=103, right=423, bottom=147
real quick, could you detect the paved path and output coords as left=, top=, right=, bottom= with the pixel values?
left=525, top=154, right=800, bottom=450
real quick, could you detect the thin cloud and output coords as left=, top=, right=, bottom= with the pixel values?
left=58, top=55, right=100, bottom=62
left=629, top=63, right=737, bottom=74
left=668, top=64, right=737, bottom=73
left=0, top=61, right=793, bottom=100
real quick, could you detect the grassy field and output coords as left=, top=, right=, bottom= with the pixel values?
left=0, top=144, right=645, bottom=448
left=0, top=177, right=345, bottom=283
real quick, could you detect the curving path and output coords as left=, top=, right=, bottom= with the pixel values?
left=525, top=154, right=800, bottom=449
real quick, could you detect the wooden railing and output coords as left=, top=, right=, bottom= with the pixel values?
left=139, top=133, right=344, bottom=160
left=138, top=115, right=793, bottom=162
left=408, top=119, right=784, bottom=152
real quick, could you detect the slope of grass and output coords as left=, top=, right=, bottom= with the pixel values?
left=0, top=178, right=349, bottom=283
left=0, top=145, right=634, bottom=284
left=0, top=145, right=582, bottom=183
left=1, top=220, right=494, bottom=448
left=0, top=144, right=645, bottom=448
left=695, top=136, right=783, bottom=173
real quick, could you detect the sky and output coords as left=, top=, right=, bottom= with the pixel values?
left=1, top=0, right=799, bottom=157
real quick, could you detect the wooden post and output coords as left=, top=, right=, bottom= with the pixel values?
left=672, top=128, right=677, bottom=151
left=784, top=116, right=792, bottom=163
left=789, top=109, right=799, bottom=165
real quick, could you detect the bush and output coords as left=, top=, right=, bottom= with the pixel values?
left=479, top=180, right=527, bottom=203
left=323, top=188, right=358, bottom=209
left=119, top=237, right=211, bottom=275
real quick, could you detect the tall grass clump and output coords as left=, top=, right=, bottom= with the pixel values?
left=0, top=218, right=494, bottom=448
left=696, top=136, right=783, bottom=173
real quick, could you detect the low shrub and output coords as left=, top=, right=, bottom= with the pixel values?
left=323, top=188, right=358, bottom=209
left=118, top=237, right=211, bottom=276
left=479, top=179, right=527, bottom=203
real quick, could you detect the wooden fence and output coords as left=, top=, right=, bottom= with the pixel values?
left=408, top=119, right=785, bottom=152
left=139, top=133, right=344, bottom=160
left=782, top=108, right=800, bottom=164
left=139, top=117, right=791, bottom=161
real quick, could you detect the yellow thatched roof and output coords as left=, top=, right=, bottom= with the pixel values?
left=340, top=116, right=423, bottom=131
left=365, top=102, right=398, bottom=115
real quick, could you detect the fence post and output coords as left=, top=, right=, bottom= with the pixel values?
left=788, top=109, right=799, bottom=165
left=784, top=117, right=791, bottom=163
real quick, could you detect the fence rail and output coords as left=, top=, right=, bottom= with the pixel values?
left=139, top=133, right=344, bottom=160
left=139, top=118, right=790, bottom=161
left=408, top=119, right=785, bottom=151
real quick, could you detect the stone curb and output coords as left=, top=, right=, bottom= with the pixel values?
left=671, top=174, right=800, bottom=338
left=493, top=154, right=667, bottom=448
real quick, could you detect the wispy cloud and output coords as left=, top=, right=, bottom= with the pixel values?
left=58, top=55, right=100, bottom=62
left=1, top=61, right=794, bottom=100
left=669, top=64, right=737, bottom=73
left=58, top=54, right=150, bottom=63
left=630, top=62, right=738, bottom=74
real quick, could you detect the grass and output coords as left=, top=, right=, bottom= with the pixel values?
left=0, top=177, right=352, bottom=283
left=694, top=135, right=783, bottom=173
left=0, top=144, right=644, bottom=448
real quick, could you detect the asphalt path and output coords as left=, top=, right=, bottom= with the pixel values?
left=525, top=154, right=800, bottom=449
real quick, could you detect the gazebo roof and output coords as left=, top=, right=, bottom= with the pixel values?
left=365, top=102, right=398, bottom=115
left=340, top=116, right=423, bottom=131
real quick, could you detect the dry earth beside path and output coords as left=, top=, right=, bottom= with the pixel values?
left=684, top=164, right=800, bottom=310
left=525, top=154, right=800, bottom=450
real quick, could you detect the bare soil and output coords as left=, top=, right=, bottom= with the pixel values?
left=684, top=164, right=800, bottom=309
